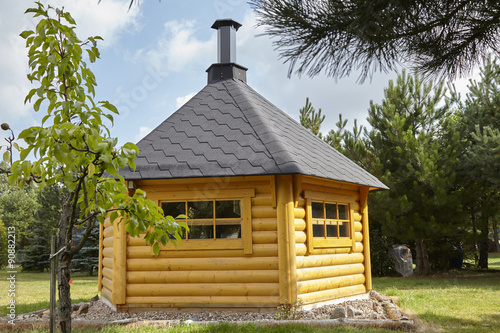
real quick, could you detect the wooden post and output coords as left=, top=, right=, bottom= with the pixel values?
left=50, top=235, right=56, bottom=333
left=97, top=222, right=104, bottom=291
left=276, top=175, right=297, bottom=303
left=112, top=216, right=127, bottom=305
left=359, top=187, right=372, bottom=291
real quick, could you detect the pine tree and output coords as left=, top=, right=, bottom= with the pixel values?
left=20, top=186, right=61, bottom=271
left=71, top=225, right=99, bottom=276
left=457, top=56, right=500, bottom=268
left=367, top=71, right=463, bottom=275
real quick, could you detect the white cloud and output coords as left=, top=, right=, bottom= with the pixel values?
left=134, top=126, right=152, bottom=142
left=133, top=20, right=215, bottom=75
left=0, top=0, right=141, bottom=138
left=176, top=93, right=196, bottom=108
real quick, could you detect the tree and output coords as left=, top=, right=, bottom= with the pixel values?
left=366, top=71, right=463, bottom=275
left=20, top=186, right=61, bottom=271
left=0, top=219, right=8, bottom=268
left=250, top=0, right=500, bottom=81
left=456, top=56, right=500, bottom=268
left=13, top=4, right=186, bottom=332
left=299, top=97, right=325, bottom=137
left=0, top=184, right=38, bottom=251
left=71, top=226, right=99, bottom=276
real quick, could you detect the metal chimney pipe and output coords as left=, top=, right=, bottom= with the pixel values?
left=211, top=19, right=242, bottom=64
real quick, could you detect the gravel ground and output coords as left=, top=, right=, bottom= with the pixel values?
left=10, top=291, right=409, bottom=324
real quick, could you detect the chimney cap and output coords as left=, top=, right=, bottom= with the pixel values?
left=211, top=19, right=242, bottom=31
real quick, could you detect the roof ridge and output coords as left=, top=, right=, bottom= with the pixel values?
left=222, top=79, right=301, bottom=174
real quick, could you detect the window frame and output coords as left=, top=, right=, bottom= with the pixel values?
left=156, top=189, right=254, bottom=254
left=304, top=190, right=356, bottom=253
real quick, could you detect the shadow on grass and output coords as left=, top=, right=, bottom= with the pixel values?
left=418, top=312, right=500, bottom=332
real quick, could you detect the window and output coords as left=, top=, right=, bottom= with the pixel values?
left=161, top=200, right=242, bottom=240
left=305, top=190, right=355, bottom=251
left=311, top=201, right=350, bottom=239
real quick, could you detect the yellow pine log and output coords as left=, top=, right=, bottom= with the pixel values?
left=252, top=194, right=272, bottom=206
left=354, top=242, right=364, bottom=253
left=294, top=219, right=306, bottom=232
left=127, top=257, right=279, bottom=271
left=98, top=223, right=104, bottom=291
left=297, top=274, right=365, bottom=294
left=276, top=175, right=298, bottom=303
left=360, top=186, right=372, bottom=291
left=309, top=248, right=351, bottom=255
left=353, top=212, right=362, bottom=221
left=103, top=236, right=113, bottom=248
left=137, top=175, right=271, bottom=186
left=296, top=263, right=365, bottom=281
left=102, top=257, right=113, bottom=269
left=102, top=277, right=113, bottom=291
left=103, top=267, right=113, bottom=281
left=252, top=231, right=277, bottom=244
left=103, top=225, right=114, bottom=238
left=126, top=283, right=279, bottom=297
left=296, top=195, right=305, bottom=207
left=355, top=221, right=362, bottom=232
left=103, top=247, right=113, bottom=258
left=125, top=296, right=280, bottom=308
left=126, top=244, right=278, bottom=258
left=296, top=253, right=364, bottom=269
left=296, top=244, right=307, bottom=256
left=252, top=218, right=277, bottom=231
left=355, top=231, right=363, bottom=242
left=294, top=207, right=305, bottom=219
left=138, top=180, right=270, bottom=194
left=251, top=206, right=277, bottom=218
left=127, top=270, right=279, bottom=284
left=101, top=287, right=112, bottom=303
left=298, top=285, right=367, bottom=305
left=301, top=181, right=360, bottom=196
left=295, top=230, right=306, bottom=244
left=103, top=218, right=112, bottom=228
left=112, top=218, right=127, bottom=304
left=302, top=176, right=360, bottom=191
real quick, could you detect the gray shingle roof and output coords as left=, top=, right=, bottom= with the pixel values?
left=120, top=77, right=388, bottom=190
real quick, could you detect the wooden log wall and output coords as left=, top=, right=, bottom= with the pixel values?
left=100, top=217, right=114, bottom=304
left=295, top=176, right=367, bottom=305
left=118, top=176, right=281, bottom=310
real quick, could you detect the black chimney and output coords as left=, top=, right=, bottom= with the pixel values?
left=206, top=19, right=247, bottom=84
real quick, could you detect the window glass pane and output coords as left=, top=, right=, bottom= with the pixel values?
left=338, top=204, right=348, bottom=220
left=312, top=221, right=325, bottom=237
left=188, top=201, right=213, bottom=219
left=216, top=220, right=241, bottom=239
left=311, top=202, right=324, bottom=219
left=188, top=221, right=213, bottom=239
left=326, top=221, right=338, bottom=237
left=325, top=203, right=337, bottom=219
left=162, top=202, right=185, bottom=218
left=339, top=222, right=350, bottom=237
left=216, top=200, right=241, bottom=218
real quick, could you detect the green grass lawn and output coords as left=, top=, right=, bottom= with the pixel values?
left=1, top=265, right=499, bottom=332
left=0, top=267, right=99, bottom=317
left=374, top=270, right=500, bottom=333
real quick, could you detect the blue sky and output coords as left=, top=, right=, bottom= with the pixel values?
left=1, top=0, right=476, bottom=150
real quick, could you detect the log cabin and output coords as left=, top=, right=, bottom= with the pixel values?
left=98, top=19, right=388, bottom=313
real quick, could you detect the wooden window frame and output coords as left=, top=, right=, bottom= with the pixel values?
left=304, top=190, right=356, bottom=253
left=156, top=189, right=254, bottom=254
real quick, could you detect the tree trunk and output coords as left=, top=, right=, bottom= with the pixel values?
left=414, top=238, right=431, bottom=276
left=478, top=214, right=489, bottom=269
left=57, top=193, right=74, bottom=333
left=493, top=215, right=500, bottom=253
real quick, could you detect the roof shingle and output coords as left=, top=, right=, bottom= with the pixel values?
left=120, top=77, right=388, bottom=189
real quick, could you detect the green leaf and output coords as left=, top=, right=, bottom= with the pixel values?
left=88, top=163, right=95, bottom=177
left=152, top=242, right=160, bottom=256
left=3, top=151, right=10, bottom=163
